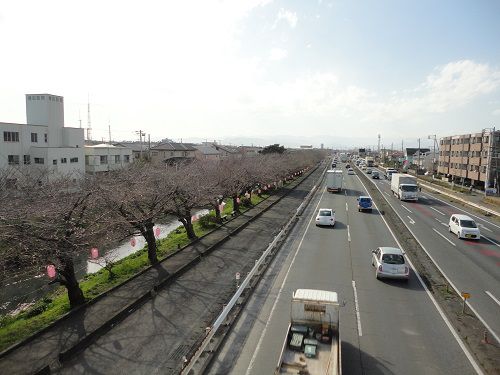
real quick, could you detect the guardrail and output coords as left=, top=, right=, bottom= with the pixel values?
left=180, top=165, right=327, bottom=374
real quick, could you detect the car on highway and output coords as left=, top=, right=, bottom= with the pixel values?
left=345, top=164, right=351, bottom=169
left=357, top=196, right=373, bottom=212
left=371, top=247, right=410, bottom=281
left=347, top=168, right=355, bottom=175
left=331, top=162, right=336, bottom=168
left=366, top=168, right=372, bottom=174
left=448, top=214, right=480, bottom=240
left=371, top=170, right=380, bottom=179
left=315, top=208, right=336, bottom=227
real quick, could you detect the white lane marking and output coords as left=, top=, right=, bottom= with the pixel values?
left=346, top=202, right=348, bottom=212
left=356, top=175, right=485, bottom=373
left=481, top=235, right=500, bottom=248
left=347, top=225, right=351, bottom=242
left=420, top=195, right=428, bottom=199
left=434, top=218, right=448, bottom=227
left=352, top=280, right=363, bottom=336
left=407, top=216, right=415, bottom=225
left=432, top=228, right=456, bottom=247
left=430, top=206, right=446, bottom=216
left=246, top=184, right=327, bottom=374
left=345, top=190, right=347, bottom=196
left=384, top=191, right=390, bottom=197
left=485, top=291, right=500, bottom=307
left=401, top=205, right=412, bottom=213
left=477, top=223, right=492, bottom=232
left=423, top=190, right=500, bottom=230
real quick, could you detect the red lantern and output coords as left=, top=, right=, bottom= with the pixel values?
left=130, top=237, right=137, bottom=247
left=47, top=265, right=56, bottom=278
left=155, top=227, right=161, bottom=237
left=90, top=247, right=99, bottom=259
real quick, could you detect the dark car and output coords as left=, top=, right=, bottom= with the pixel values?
left=332, top=163, right=336, bottom=168
left=372, top=171, right=380, bottom=179
left=345, top=164, right=351, bottom=169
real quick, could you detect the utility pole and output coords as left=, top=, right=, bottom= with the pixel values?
left=428, top=135, right=437, bottom=173
left=136, top=130, right=145, bottom=160
left=87, top=95, right=92, bottom=141
left=418, top=138, right=421, bottom=173
left=148, top=134, right=151, bottom=160
left=108, top=120, right=111, bottom=172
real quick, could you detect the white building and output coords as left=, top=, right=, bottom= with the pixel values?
left=84, top=143, right=133, bottom=173
left=1, top=94, right=85, bottom=179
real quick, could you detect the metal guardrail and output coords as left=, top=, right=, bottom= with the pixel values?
left=180, top=164, right=327, bottom=374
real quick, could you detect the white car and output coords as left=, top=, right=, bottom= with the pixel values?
left=315, top=208, right=335, bottom=226
left=448, top=214, right=480, bottom=240
left=371, top=247, right=410, bottom=281
left=347, top=168, right=355, bottom=175
left=366, top=168, right=372, bottom=174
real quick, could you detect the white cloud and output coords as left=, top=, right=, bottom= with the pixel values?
left=493, top=109, right=500, bottom=116
left=274, top=8, right=298, bottom=29
left=269, top=48, right=288, bottom=61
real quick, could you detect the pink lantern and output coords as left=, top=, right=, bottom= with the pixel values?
left=192, top=215, right=199, bottom=222
left=90, top=247, right=99, bottom=259
left=46, top=265, right=56, bottom=279
left=258, top=189, right=261, bottom=194
left=236, top=197, right=241, bottom=204
left=155, top=227, right=161, bottom=237
left=219, top=204, right=224, bottom=212
left=130, top=237, right=137, bottom=247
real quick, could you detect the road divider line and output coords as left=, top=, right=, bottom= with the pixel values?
left=352, top=280, right=362, bottom=337
left=401, top=205, right=412, bottom=213
left=481, top=235, right=500, bottom=248
left=407, top=216, right=415, bottom=225
left=346, top=202, right=348, bottom=212
left=434, top=218, right=447, bottom=227
left=430, top=207, right=446, bottom=216
left=485, top=291, right=500, bottom=307
left=432, top=228, right=456, bottom=246
left=246, top=184, right=327, bottom=375
left=478, top=224, right=492, bottom=232
left=355, top=174, right=485, bottom=374
left=384, top=191, right=390, bottom=197
left=347, top=225, right=351, bottom=242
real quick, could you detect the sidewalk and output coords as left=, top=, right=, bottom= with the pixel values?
left=0, top=171, right=314, bottom=375
left=418, top=178, right=500, bottom=217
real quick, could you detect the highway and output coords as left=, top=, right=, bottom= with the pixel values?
left=209, top=164, right=479, bottom=375
left=368, top=166, right=500, bottom=343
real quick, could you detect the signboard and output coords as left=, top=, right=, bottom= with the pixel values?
left=461, top=292, right=470, bottom=300
left=485, top=188, right=497, bottom=196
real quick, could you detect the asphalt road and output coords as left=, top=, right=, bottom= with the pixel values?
left=209, top=164, right=479, bottom=375
left=368, top=166, right=500, bottom=344
left=56, top=165, right=326, bottom=375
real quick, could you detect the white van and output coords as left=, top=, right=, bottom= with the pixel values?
left=448, top=214, right=480, bottom=240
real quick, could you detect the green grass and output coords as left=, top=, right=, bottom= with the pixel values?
left=0, top=193, right=270, bottom=352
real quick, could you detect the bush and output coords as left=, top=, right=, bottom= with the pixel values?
left=240, top=197, right=252, bottom=208
left=198, top=214, right=216, bottom=229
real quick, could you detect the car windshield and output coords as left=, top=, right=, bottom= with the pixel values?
left=382, top=254, right=405, bottom=264
left=460, top=220, right=477, bottom=228
left=319, top=210, right=331, bottom=216
left=372, top=171, right=379, bottom=175
left=401, top=185, right=418, bottom=192
left=359, top=198, right=371, bottom=203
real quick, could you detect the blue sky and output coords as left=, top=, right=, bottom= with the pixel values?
left=1, top=0, right=499, bottom=149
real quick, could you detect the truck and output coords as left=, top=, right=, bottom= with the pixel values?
left=275, top=289, right=341, bottom=375
left=339, top=153, right=347, bottom=163
left=364, top=156, right=374, bottom=167
left=391, top=173, right=419, bottom=201
left=326, top=170, right=343, bottom=193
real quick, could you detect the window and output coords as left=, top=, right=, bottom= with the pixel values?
left=44, top=134, right=48, bottom=143
left=61, top=158, right=67, bottom=163
left=53, top=159, right=57, bottom=165
left=31, top=132, right=38, bottom=142
left=41, top=96, right=45, bottom=100
left=34, top=158, right=44, bottom=164
left=70, top=157, right=78, bottom=163
left=100, top=155, right=108, bottom=164
left=24, top=155, right=31, bottom=165
left=3, top=131, right=20, bottom=142
left=124, top=155, right=130, bottom=163
left=114, top=155, right=120, bottom=163
left=8, top=155, right=20, bottom=165
left=170, top=151, right=174, bottom=156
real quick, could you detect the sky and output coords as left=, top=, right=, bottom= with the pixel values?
left=1, top=0, right=500, bottom=149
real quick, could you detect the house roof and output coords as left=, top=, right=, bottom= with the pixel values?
left=194, top=144, right=221, bottom=155
left=152, top=142, right=196, bottom=151
left=406, top=148, right=430, bottom=156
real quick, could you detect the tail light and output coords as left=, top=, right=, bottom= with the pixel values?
left=404, top=266, right=409, bottom=274
left=330, top=218, right=334, bottom=221
left=378, top=265, right=383, bottom=272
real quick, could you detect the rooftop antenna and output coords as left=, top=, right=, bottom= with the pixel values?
left=78, top=110, right=82, bottom=128
left=86, top=94, right=92, bottom=141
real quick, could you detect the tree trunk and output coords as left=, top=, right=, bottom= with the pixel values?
left=58, top=256, right=85, bottom=308
left=145, top=221, right=159, bottom=264
left=180, top=216, right=197, bottom=240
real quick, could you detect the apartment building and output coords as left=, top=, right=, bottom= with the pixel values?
left=438, top=130, right=500, bottom=191
left=0, top=94, right=85, bottom=179
left=150, top=142, right=196, bottom=164
left=84, top=143, right=133, bottom=173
